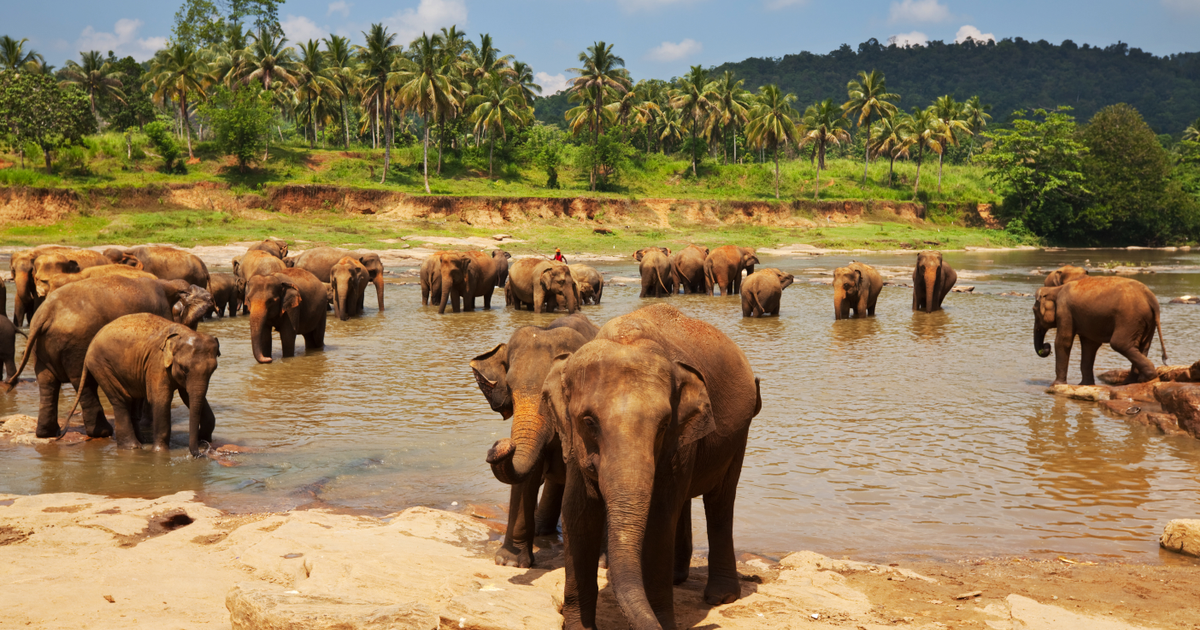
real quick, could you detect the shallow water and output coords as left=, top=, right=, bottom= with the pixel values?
left=2, top=248, right=1200, bottom=562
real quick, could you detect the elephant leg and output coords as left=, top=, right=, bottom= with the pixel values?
left=561, top=469, right=603, bottom=630
left=110, top=397, right=141, bottom=449
left=150, top=395, right=174, bottom=452
left=1053, top=331, right=1074, bottom=385
left=3, top=358, right=15, bottom=381
left=72, top=372, right=112, bottom=439
left=34, top=368, right=62, bottom=438
left=280, top=332, right=297, bottom=358
left=497, top=464, right=543, bottom=568
left=534, top=477, right=564, bottom=537
left=674, top=503, right=692, bottom=585
left=642, top=494, right=681, bottom=629
left=483, top=288, right=492, bottom=310
left=177, top=389, right=216, bottom=444
left=1078, top=337, right=1102, bottom=386
left=1111, top=330, right=1157, bottom=384
left=703, top=444, right=747, bottom=606
left=303, top=329, right=326, bottom=352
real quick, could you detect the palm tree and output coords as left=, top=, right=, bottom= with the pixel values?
left=245, top=26, right=298, bottom=92
left=509, top=61, right=542, bottom=105
left=466, top=33, right=514, bottom=84
left=869, top=113, right=911, bottom=186
left=709, top=71, right=752, bottom=164
left=907, top=107, right=943, bottom=195
left=746, top=84, right=801, bottom=199
left=60, top=51, right=126, bottom=124
left=323, top=34, right=357, bottom=148
left=930, top=95, right=972, bottom=194
left=842, top=69, right=899, bottom=184
left=607, top=81, right=659, bottom=143
left=671, top=65, right=716, bottom=176
left=466, top=74, right=531, bottom=177
left=145, top=43, right=209, bottom=158
left=567, top=41, right=631, bottom=191
left=656, top=107, right=685, bottom=154
left=962, top=95, right=992, bottom=157
left=209, top=22, right=252, bottom=87
left=397, top=31, right=460, bottom=193
left=1186, top=118, right=1200, bottom=143
left=0, top=36, right=43, bottom=72
left=800, top=99, right=851, bottom=200
left=296, top=39, right=341, bottom=148
left=356, top=23, right=400, bottom=179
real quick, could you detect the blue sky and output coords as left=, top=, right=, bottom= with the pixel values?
left=8, top=0, right=1200, bottom=93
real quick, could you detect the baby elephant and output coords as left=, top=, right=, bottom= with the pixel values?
left=64, top=313, right=220, bottom=456
left=207, top=272, right=244, bottom=318
left=741, top=268, right=794, bottom=317
left=833, top=262, right=883, bottom=320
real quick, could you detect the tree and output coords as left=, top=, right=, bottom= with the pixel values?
left=963, top=95, right=991, bottom=157
left=800, top=99, right=851, bottom=200
left=144, top=120, right=183, bottom=172
left=295, top=39, right=341, bottom=148
left=930, top=95, right=972, bottom=193
left=60, top=51, right=126, bottom=125
left=323, top=34, right=358, bottom=149
left=509, top=61, right=542, bottom=105
left=397, top=31, right=460, bottom=192
left=102, top=56, right=155, bottom=130
left=466, top=74, right=531, bottom=177
left=1185, top=118, right=1200, bottom=143
left=245, top=27, right=297, bottom=93
left=869, top=113, right=911, bottom=186
left=0, top=72, right=93, bottom=172
left=355, top=23, right=399, bottom=156
left=200, top=85, right=273, bottom=173
left=671, top=65, right=716, bottom=176
left=709, top=71, right=752, bottom=164
left=0, top=36, right=44, bottom=72
left=746, top=84, right=800, bottom=199
left=567, top=41, right=630, bottom=191
left=465, top=33, right=514, bottom=84
left=145, top=43, right=209, bottom=159
left=656, top=107, right=685, bottom=154
left=842, top=69, right=899, bottom=184
left=906, top=107, right=942, bottom=195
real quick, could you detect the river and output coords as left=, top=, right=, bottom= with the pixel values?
left=1, top=248, right=1199, bottom=563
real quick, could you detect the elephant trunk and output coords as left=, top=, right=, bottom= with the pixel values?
left=601, top=465, right=660, bottom=630
left=564, top=284, right=578, bottom=314
left=335, top=280, right=350, bottom=321
left=488, top=393, right=550, bottom=485
left=374, top=274, right=385, bottom=311
left=250, top=312, right=273, bottom=364
left=1034, top=322, right=1052, bottom=358
left=187, top=380, right=209, bottom=457
left=923, top=265, right=938, bottom=313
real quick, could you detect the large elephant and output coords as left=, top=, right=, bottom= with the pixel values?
left=293, top=247, right=386, bottom=312
left=207, top=272, right=244, bottom=318
left=32, top=250, right=114, bottom=297
left=671, top=245, right=710, bottom=294
left=42, top=266, right=157, bottom=297
left=3, top=275, right=213, bottom=439
left=245, top=268, right=328, bottom=364
left=488, top=304, right=760, bottom=630
left=330, top=256, right=370, bottom=320
left=472, top=313, right=599, bottom=568
left=635, top=247, right=676, bottom=298
left=0, top=315, right=25, bottom=380
left=63, top=313, right=219, bottom=456
left=912, top=251, right=957, bottom=313
left=1044, top=264, right=1089, bottom=287
left=246, top=238, right=289, bottom=259
left=419, top=253, right=447, bottom=307
left=833, top=262, right=882, bottom=320
left=493, top=250, right=512, bottom=289
left=235, top=250, right=288, bottom=281
left=705, top=245, right=759, bottom=296
left=1033, top=276, right=1168, bottom=385
left=740, top=268, right=794, bottom=317
left=11, top=245, right=75, bottom=325
left=507, top=258, right=579, bottom=314
left=107, top=246, right=210, bottom=288
left=569, top=264, right=603, bottom=305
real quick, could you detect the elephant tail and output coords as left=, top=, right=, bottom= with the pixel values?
left=746, top=287, right=761, bottom=314
left=655, top=267, right=670, bottom=297
left=3, top=319, right=41, bottom=394
left=57, top=363, right=90, bottom=440
left=1156, top=311, right=1169, bottom=364
left=703, top=257, right=715, bottom=295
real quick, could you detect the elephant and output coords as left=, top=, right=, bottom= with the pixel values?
left=493, top=250, right=512, bottom=289
left=705, top=245, right=759, bottom=296
left=487, top=304, right=761, bottom=630
left=419, top=253, right=447, bottom=307
left=1033, top=276, right=1168, bottom=385
left=740, top=268, right=795, bottom=317
left=507, top=258, right=579, bottom=314
left=1044, top=264, right=1089, bottom=287
left=31, top=249, right=111, bottom=298
left=106, top=246, right=210, bottom=288
left=471, top=313, right=599, bottom=568
left=569, top=264, right=603, bottom=305
left=293, top=247, right=386, bottom=312
left=245, top=268, right=328, bottom=364
left=42, top=266, right=157, bottom=297
left=11, top=245, right=76, bottom=325
left=671, top=245, right=710, bottom=294
left=912, top=251, right=957, bottom=313
left=62, top=313, right=220, bottom=456
left=246, top=238, right=289, bottom=259
left=833, top=262, right=883, bottom=320
left=635, top=247, right=676, bottom=298
left=425, top=251, right=500, bottom=314
left=207, top=272, right=244, bottom=318
left=235, top=250, right=288, bottom=281
left=330, top=256, right=370, bottom=320
left=3, top=275, right=213, bottom=439
left=0, top=315, right=26, bottom=380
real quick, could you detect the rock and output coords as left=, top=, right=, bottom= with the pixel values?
left=1169, top=296, right=1200, bottom=304
left=955, top=590, right=984, bottom=600
left=440, top=584, right=562, bottom=630
left=1098, top=399, right=1147, bottom=416
left=951, top=285, right=975, bottom=293
left=1160, top=520, right=1200, bottom=557
left=1098, top=364, right=1200, bottom=385
left=1007, top=594, right=1155, bottom=630
left=1152, top=383, right=1200, bottom=438
left=999, top=291, right=1032, bottom=297
left=491, top=234, right=512, bottom=241
left=1046, top=384, right=1111, bottom=401
left=226, top=584, right=438, bottom=630
left=1106, top=381, right=1161, bottom=403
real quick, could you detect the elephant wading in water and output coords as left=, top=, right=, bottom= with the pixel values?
left=330, top=256, right=370, bottom=320
left=11, top=245, right=77, bottom=324
left=671, top=245, right=710, bottom=294
left=425, top=251, right=500, bottom=314
left=493, top=250, right=512, bottom=289
left=740, top=268, right=794, bottom=317
left=487, top=304, right=760, bottom=630
left=833, top=262, right=882, bottom=320
left=246, top=269, right=328, bottom=364
left=293, top=247, right=386, bottom=312
left=473, top=313, right=599, bottom=568
left=106, top=246, right=210, bottom=288
left=705, top=246, right=759, bottom=296
left=912, top=251, right=957, bottom=313
left=207, top=272, right=244, bottom=318
left=635, top=247, right=676, bottom=298
left=507, top=258, right=579, bottom=314
left=41, top=266, right=157, bottom=298
left=32, top=250, right=113, bottom=298
left=1033, top=276, right=1168, bottom=385
left=569, top=264, right=603, bottom=305
left=62, top=314, right=220, bottom=455
left=1044, top=264, right=1089, bottom=287
left=246, top=238, right=289, bottom=259
left=3, top=276, right=212, bottom=439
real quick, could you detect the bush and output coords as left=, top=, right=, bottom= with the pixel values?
left=199, top=85, right=274, bottom=173
left=143, top=121, right=184, bottom=173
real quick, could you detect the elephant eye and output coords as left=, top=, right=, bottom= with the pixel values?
left=582, top=416, right=598, bottom=434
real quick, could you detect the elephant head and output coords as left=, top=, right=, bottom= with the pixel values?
left=161, top=328, right=221, bottom=456
left=633, top=247, right=671, bottom=262
left=245, top=273, right=303, bottom=363
left=916, top=251, right=945, bottom=312
left=767, top=268, right=795, bottom=290
left=330, top=257, right=368, bottom=320
left=492, top=250, right=511, bottom=287
left=835, top=266, right=864, bottom=297
left=231, top=256, right=243, bottom=278
left=1045, top=265, right=1088, bottom=287
left=1032, top=286, right=1062, bottom=358
left=162, top=280, right=214, bottom=330
left=356, top=253, right=386, bottom=311
left=283, top=256, right=297, bottom=268
left=540, top=263, right=578, bottom=314
left=32, top=254, right=82, bottom=298
left=437, top=252, right=473, bottom=314
left=104, top=248, right=143, bottom=269
left=739, top=247, right=759, bottom=275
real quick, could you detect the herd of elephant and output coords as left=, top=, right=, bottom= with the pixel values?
left=0, top=239, right=386, bottom=456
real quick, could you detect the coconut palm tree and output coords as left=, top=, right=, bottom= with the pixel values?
left=0, top=36, right=43, bottom=72
left=465, top=33, right=514, bottom=84
left=907, top=107, right=943, bottom=195
left=567, top=41, right=631, bottom=191
left=397, top=31, right=460, bottom=193
left=962, top=95, right=992, bottom=157
left=842, top=69, right=899, bottom=184
left=800, top=99, right=851, bottom=200
left=145, top=43, right=209, bottom=158
left=323, top=34, right=357, bottom=148
left=60, top=51, right=126, bottom=124
left=466, top=74, right=531, bottom=177
left=746, top=84, right=801, bottom=199
left=709, top=71, right=752, bottom=164
left=356, top=23, right=400, bottom=178
left=869, top=113, right=911, bottom=186
left=209, top=22, right=252, bottom=87
left=657, top=107, right=685, bottom=154
left=509, top=61, right=541, bottom=105
left=295, top=39, right=342, bottom=148
left=1186, top=118, right=1200, bottom=143
left=607, top=81, right=659, bottom=143
left=671, top=65, right=717, bottom=176
left=930, top=95, right=972, bottom=194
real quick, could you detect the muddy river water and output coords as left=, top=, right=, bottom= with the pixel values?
left=2, top=248, right=1199, bottom=563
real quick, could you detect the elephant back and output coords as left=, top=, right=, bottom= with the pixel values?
left=293, top=247, right=351, bottom=282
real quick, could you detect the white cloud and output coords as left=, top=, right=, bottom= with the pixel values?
left=887, top=31, right=929, bottom=47
left=764, top=0, right=807, bottom=9
left=535, top=72, right=570, bottom=95
left=281, top=15, right=328, bottom=43
left=888, top=0, right=950, bottom=23
left=1163, top=0, right=1200, bottom=13
left=74, top=19, right=165, bottom=61
left=384, top=0, right=468, bottom=45
left=646, top=39, right=703, bottom=62
left=955, top=25, right=995, bottom=44
left=328, top=1, right=352, bottom=17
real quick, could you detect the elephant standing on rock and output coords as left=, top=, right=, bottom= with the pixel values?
left=207, top=272, right=244, bottom=318
left=569, top=264, right=603, bottom=305
left=63, top=314, right=220, bottom=456
left=246, top=238, right=289, bottom=259
left=507, top=258, right=578, bottom=314
left=487, top=304, right=760, bottom=630
left=0, top=315, right=26, bottom=380
left=833, top=262, right=882, bottom=320
left=1044, top=265, right=1089, bottom=287
left=293, top=247, right=386, bottom=312
left=705, top=246, right=759, bottom=296
left=473, top=313, right=599, bottom=568
left=671, top=245, right=710, bottom=294
left=330, top=257, right=370, bottom=320
left=11, top=245, right=76, bottom=325
left=2, top=275, right=213, bottom=439
left=741, top=268, right=794, bottom=317
left=635, top=247, right=676, bottom=298
left=245, top=269, right=328, bottom=364
left=912, top=251, right=957, bottom=313
left=107, top=246, right=210, bottom=288
left=1034, top=276, right=1168, bottom=385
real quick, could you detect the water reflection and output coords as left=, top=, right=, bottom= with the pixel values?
left=910, top=310, right=952, bottom=342
left=830, top=317, right=882, bottom=350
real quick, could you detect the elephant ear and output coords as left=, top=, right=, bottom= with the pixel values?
left=470, top=343, right=513, bottom=417
left=660, top=247, right=671, bottom=256
left=673, top=361, right=716, bottom=446
left=779, top=273, right=795, bottom=290
left=542, top=354, right=574, bottom=463
left=172, top=300, right=186, bottom=323
left=633, top=249, right=645, bottom=262
left=159, top=333, right=181, bottom=369
left=64, top=260, right=81, bottom=274
left=281, top=280, right=302, bottom=330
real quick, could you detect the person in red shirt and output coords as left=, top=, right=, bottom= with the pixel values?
left=553, top=248, right=567, bottom=264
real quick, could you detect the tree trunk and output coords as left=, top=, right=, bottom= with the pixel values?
left=42, top=144, right=52, bottom=173
left=774, top=146, right=780, bottom=200
left=888, top=153, right=895, bottom=186
left=489, top=132, right=494, bottom=179
left=690, top=123, right=697, bottom=177
left=180, top=96, right=194, bottom=159
left=914, top=150, right=923, bottom=195
left=732, top=123, right=737, bottom=164
left=381, top=98, right=391, bottom=184
left=342, top=98, right=350, bottom=149
left=814, top=147, right=822, bottom=201
left=937, top=151, right=944, bottom=194
left=436, top=115, right=444, bottom=175
left=422, top=118, right=432, bottom=194
left=860, top=115, right=870, bottom=185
